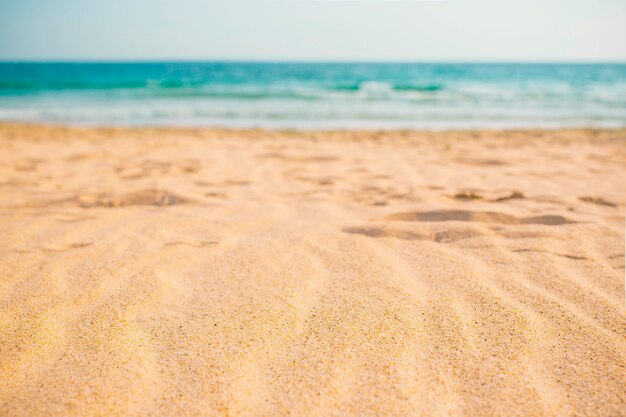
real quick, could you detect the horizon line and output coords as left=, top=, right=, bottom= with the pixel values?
left=2, top=58, right=626, bottom=65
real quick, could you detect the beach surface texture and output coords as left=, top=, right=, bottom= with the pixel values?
left=0, top=124, right=624, bottom=416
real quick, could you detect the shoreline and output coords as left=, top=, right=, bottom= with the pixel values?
left=2, top=121, right=626, bottom=139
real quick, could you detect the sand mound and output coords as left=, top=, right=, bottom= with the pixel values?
left=75, top=189, right=192, bottom=208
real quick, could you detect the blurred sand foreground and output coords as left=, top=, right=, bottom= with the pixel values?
left=0, top=123, right=624, bottom=417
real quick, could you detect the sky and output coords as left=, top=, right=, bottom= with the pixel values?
left=1, top=0, right=626, bottom=62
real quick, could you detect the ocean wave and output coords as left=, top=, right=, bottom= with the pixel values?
left=332, top=82, right=444, bottom=92
left=0, top=80, right=151, bottom=91
left=146, top=82, right=448, bottom=102
left=392, top=83, right=444, bottom=92
left=3, top=77, right=624, bottom=107
left=0, top=77, right=446, bottom=99
left=2, top=79, right=625, bottom=110
left=2, top=63, right=625, bottom=128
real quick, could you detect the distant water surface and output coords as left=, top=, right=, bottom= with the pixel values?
left=1, top=62, right=625, bottom=129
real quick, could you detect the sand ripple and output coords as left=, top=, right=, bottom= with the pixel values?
left=0, top=124, right=624, bottom=416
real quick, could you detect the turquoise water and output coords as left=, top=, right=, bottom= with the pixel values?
left=1, top=62, right=625, bottom=129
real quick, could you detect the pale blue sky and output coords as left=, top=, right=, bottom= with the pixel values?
left=1, top=0, right=625, bottom=61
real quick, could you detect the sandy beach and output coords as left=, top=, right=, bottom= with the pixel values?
left=0, top=123, right=624, bottom=416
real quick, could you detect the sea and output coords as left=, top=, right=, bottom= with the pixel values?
left=1, top=62, right=625, bottom=130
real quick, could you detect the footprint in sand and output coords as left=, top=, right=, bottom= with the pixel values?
left=448, top=190, right=525, bottom=202
left=511, top=248, right=587, bottom=260
left=40, top=242, right=93, bottom=252
left=455, top=157, right=506, bottom=166
left=75, top=189, right=192, bottom=208
left=343, top=226, right=482, bottom=243
left=578, top=196, right=617, bottom=208
left=383, top=209, right=574, bottom=226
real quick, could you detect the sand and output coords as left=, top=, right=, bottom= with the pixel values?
left=0, top=123, right=624, bottom=416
